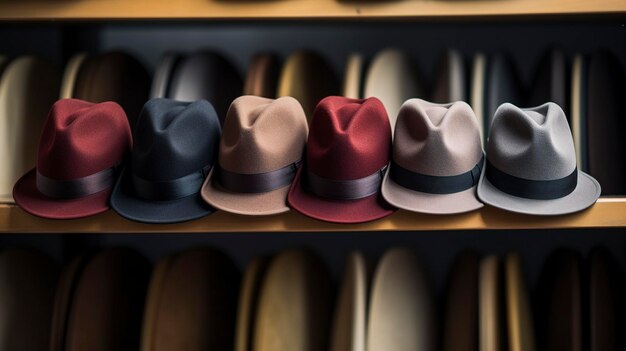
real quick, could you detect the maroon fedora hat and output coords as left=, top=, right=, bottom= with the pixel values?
left=288, top=96, right=395, bottom=223
left=13, top=99, right=132, bottom=219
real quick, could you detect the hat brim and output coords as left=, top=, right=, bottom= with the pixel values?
left=381, top=168, right=483, bottom=215
left=12, top=168, right=111, bottom=219
left=287, top=166, right=395, bottom=224
left=110, top=167, right=213, bottom=224
left=200, top=168, right=290, bottom=216
left=477, top=169, right=601, bottom=215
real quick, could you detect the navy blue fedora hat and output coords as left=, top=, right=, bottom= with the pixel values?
left=111, top=98, right=221, bottom=223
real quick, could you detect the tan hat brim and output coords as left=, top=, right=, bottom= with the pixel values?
left=477, top=169, right=601, bottom=215
left=380, top=166, right=483, bottom=215
left=201, top=168, right=291, bottom=216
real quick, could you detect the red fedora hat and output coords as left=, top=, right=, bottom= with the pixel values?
left=288, top=96, right=395, bottom=223
left=13, top=99, right=132, bottom=219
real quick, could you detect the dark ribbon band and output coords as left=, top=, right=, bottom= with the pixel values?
left=133, top=165, right=210, bottom=201
left=307, top=165, right=388, bottom=200
left=218, top=160, right=301, bottom=194
left=390, top=155, right=484, bottom=194
left=485, top=160, right=577, bottom=200
left=37, top=167, right=116, bottom=199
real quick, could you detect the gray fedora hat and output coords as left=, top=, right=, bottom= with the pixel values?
left=381, top=98, right=484, bottom=214
left=477, top=102, right=600, bottom=215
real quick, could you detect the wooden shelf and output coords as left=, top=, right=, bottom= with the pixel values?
left=1, top=198, right=624, bottom=233
left=0, top=0, right=623, bottom=21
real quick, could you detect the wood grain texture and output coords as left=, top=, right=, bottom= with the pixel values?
left=0, top=0, right=623, bottom=21
left=0, top=197, right=624, bottom=233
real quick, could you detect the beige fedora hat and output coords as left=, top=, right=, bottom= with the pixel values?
left=381, top=99, right=484, bottom=214
left=254, top=249, right=332, bottom=351
left=277, top=51, right=338, bottom=124
left=479, top=255, right=501, bottom=351
left=432, top=50, right=466, bottom=103
left=234, top=255, right=271, bottom=351
left=244, top=53, right=279, bottom=98
left=364, top=49, right=422, bottom=134
left=0, top=56, right=60, bottom=202
left=330, top=251, right=367, bottom=351
left=202, top=95, right=308, bottom=215
left=504, top=253, right=535, bottom=351
left=0, top=248, right=59, bottom=350
left=60, top=53, right=88, bottom=99
left=141, top=248, right=240, bottom=351
left=477, top=102, right=600, bottom=215
left=342, top=54, right=364, bottom=99
left=367, top=247, right=435, bottom=351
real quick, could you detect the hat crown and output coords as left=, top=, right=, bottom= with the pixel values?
left=37, top=99, right=132, bottom=180
left=219, top=96, right=308, bottom=174
left=394, top=99, right=482, bottom=176
left=487, top=103, right=576, bottom=180
left=132, top=99, right=221, bottom=181
left=307, top=97, right=391, bottom=180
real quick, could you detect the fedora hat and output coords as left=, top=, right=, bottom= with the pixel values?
left=0, top=248, right=59, bottom=350
left=254, top=249, right=332, bottom=351
left=381, top=99, right=484, bottom=214
left=504, top=253, right=535, bottom=351
left=244, top=53, right=279, bottom=98
left=277, top=50, right=339, bottom=124
left=167, top=51, right=242, bottom=125
left=73, top=51, right=150, bottom=131
left=367, top=248, right=435, bottom=351
left=330, top=251, right=368, bottom=351
left=234, top=255, right=270, bottom=351
left=111, top=98, right=220, bottom=224
left=51, top=248, right=150, bottom=351
left=364, top=49, right=423, bottom=133
left=587, top=51, right=626, bottom=195
left=141, top=248, right=240, bottom=351
left=432, top=50, right=466, bottom=103
left=13, top=99, right=132, bottom=219
left=288, top=96, right=395, bottom=224
left=342, top=54, right=364, bottom=99
left=477, top=102, right=600, bottom=215
left=0, top=56, right=60, bottom=203
left=202, top=95, right=308, bottom=215
left=442, top=251, right=479, bottom=351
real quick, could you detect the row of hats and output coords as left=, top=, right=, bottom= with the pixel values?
left=12, top=94, right=601, bottom=223
left=1, top=246, right=623, bottom=350
left=0, top=48, right=624, bottom=205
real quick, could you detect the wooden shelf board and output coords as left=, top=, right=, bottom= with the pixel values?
left=0, top=198, right=624, bottom=233
left=0, top=0, right=623, bottom=21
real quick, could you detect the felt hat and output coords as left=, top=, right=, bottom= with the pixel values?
left=244, top=53, right=279, bottom=98
left=277, top=51, right=339, bottom=125
left=367, top=248, right=435, bottom=351
left=535, top=249, right=582, bottom=350
left=51, top=248, right=150, bottom=351
left=140, top=248, right=240, bottom=351
left=364, top=49, right=422, bottom=134
left=166, top=51, right=242, bottom=125
left=234, top=256, right=271, bottom=351
left=587, top=51, right=626, bottom=195
left=432, top=49, right=466, bottom=103
left=288, top=96, right=395, bottom=224
left=442, top=251, right=479, bottom=351
left=253, top=249, right=332, bottom=351
left=13, top=99, right=132, bottom=219
left=73, top=51, right=150, bottom=131
left=202, top=95, right=308, bottom=215
left=504, top=252, right=535, bottom=351
left=381, top=99, right=484, bottom=214
left=477, top=102, right=600, bottom=215
left=111, top=98, right=220, bottom=224
left=0, top=56, right=60, bottom=202
left=342, top=54, right=364, bottom=99
left=330, top=251, right=368, bottom=351
left=479, top=255, right=501, bottom=351
left=570, top=54, right=588, bottom=172
left=0, top=248, right=59, bottom=350
left=149, top=51, right=180, bottom=99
